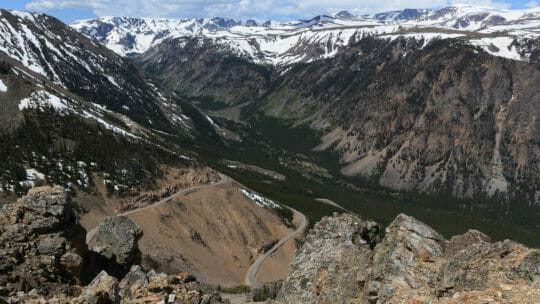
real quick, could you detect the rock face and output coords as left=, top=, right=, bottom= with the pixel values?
left=0, top=186, right=87, bottom=297
left=0, top=188, right=225, bottom=304
left=139, top=33, right=540, bottom=206
left=92, top=216, right=143, bottom=266
left=276, top=213, right=540, bottom=304
left=77, top=270, right=119, bottom=304
left=277, top=213, right=379, bottom=303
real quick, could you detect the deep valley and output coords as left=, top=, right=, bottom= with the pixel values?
left=0, top=3, right=538, bottom=303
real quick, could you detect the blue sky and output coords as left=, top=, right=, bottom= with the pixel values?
left=0, top=0, right=537, bottom=23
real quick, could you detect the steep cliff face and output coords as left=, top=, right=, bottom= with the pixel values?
left=137, top=37, right=272, bottom=104
left=264, top=37, right=539, bottom=203
left=276, top=213, right=540, bottom=304
left=132, top=30, right=539, bottom=204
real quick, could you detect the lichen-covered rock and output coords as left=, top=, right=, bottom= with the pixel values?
left=0, top=187, right=87, bottom=298
left=444, top=229, right=491, bottom=258
left=0, top=189, right=225, bottom=304
left=76, top=270, right=119, bottom=304
left=275, top=212, right=540, bottom=304
left=22, top=187, right=71, bottom=233
left=276, top=213, right=379, bottom=303
left=118, top=265, right=148, bottom=298
left=92, top=216, right=143, bottom=266
left=367, top=213, right=446, bottom=303
left=520, top=250, right=540, bottom=284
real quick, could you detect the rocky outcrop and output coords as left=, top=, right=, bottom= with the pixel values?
left=276, top=212, right=540, bottom=304
left=83, top=216, right=143, bottom=282
left=277, top=213, right=379, bottom=303
left=77, top=270, right=119, bottom=304
left=0, top=187, right=225, bottom=304
left=0, top=186, right=87, bottom=297
left=15, top=267, right=225, bottom=304
left=92, top=216, right=143, bottom=266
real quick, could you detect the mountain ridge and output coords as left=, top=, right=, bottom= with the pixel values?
left=72, top=4, right=540, bottom=65
left=0, top=9, right=226, bottom=196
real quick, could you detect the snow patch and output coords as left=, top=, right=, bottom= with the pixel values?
left=19, top=168, right=46, bottom=188
left=470, top=37, right=522, bottom=61
left=19, top=90, right=71, bottom=112
left=105, top=75, right=120, bottom=88
left=72, top=5, right=540, bottom=65
left=82, top=110, right=140, bottom=139
left=240, top=188, right=281, bottom=209
left=0, top=79, right=7, bottom=92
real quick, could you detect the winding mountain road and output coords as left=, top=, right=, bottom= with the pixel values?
left=85, top=172, right=307, bottom=289
left=245, top=207, right=307, bottom=287
left=85, top=173, right=230, bottom=244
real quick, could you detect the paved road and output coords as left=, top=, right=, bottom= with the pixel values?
left=245, top=207, right=307, bottom=287
left=85, top=173, right=230, bottom=244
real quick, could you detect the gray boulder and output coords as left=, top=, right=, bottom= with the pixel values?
left=77, top=270, right=119, bottom=304
left=22, top=187, right=72, bottom=233
left=118, top=265, right=148, bottom=298
left=92, top=216, right=143, bottom=266
left=276, top=213, right=379, bottom=303
left=0, top=187, right=88, bottom=294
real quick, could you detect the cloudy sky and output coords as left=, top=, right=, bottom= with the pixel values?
left=0, top=0, right=537, bottom=23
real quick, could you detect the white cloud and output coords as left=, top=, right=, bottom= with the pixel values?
left=525, top=1, right=538, bottom=8
left=25, top=0, right=514, bottom=20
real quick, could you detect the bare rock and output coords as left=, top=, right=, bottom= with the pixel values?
left=518, top=249, right=540, bottom=285
left=118, top=265, right=148, bottom=298
left=276, top=213, right=378, bottom=303
left=77, top=270, right=119, bottom=304
left=92, top=216, right=143, bottom=266
left=22, top=187, right=71, bottom=233
left=444, top=229, right=491, bottom=257
left=370, top=213, right=445, bottom=299
left=0, top=187, right=88, bottom=297
left=275, top=212, right=540, bottom=304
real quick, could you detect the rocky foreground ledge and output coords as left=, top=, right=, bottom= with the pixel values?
left=275, top=213, right=540, bottom=304
left=1, top=187, right=538, bottom=303
left=0, top=187, right=224, bottom=303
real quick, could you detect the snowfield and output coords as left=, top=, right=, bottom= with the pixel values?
left=72, top=4, right=540, bottom=65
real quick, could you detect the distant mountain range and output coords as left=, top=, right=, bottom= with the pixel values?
left=0, top=4, right=538, bottom=209
left=72, top=4, right=540, bottom=65
left=0, top=5, right=538, bottom=302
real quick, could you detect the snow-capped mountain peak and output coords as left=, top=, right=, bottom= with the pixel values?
left=72, top=16, right=240, bottom=56
left=72, top=5, right=539, bottom=65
